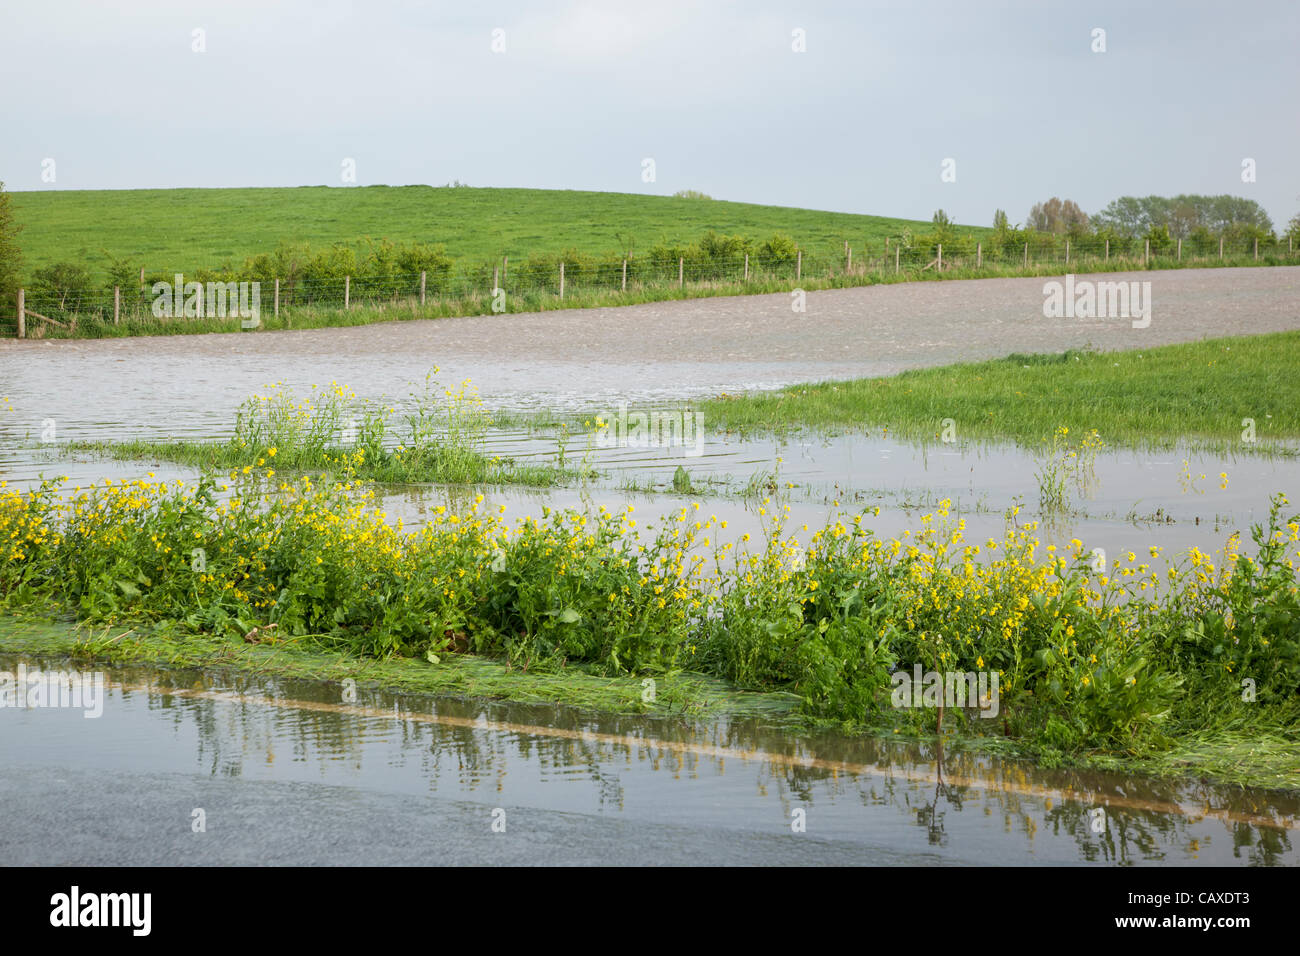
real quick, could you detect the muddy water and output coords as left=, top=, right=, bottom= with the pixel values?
left=0, top=655, right=1294, bottom=865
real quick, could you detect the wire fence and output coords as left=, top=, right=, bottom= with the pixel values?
left=5, top=235, right=1297, bottom=337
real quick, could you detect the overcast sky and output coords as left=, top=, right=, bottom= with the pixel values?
left=3, top=0, right=1297, bottom=228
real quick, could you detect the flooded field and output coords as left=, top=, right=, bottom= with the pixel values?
left=5, top=423, right=1297, bottom=570
left=3, top=269, right=1299, bottom=865
left=2, top=655, right=1294, bottom=865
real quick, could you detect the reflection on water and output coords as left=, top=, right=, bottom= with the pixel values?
left=1, top=656, right=1294, bottom=865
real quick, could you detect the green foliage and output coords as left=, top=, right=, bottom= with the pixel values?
left=756, top=232, right=798, bottom=269
left=30, top=261, right=94, bottom=311
left=4, top=469, right=1300, bottom=764
left=1093, top=194, right=1274, bottom=239
left=0, top=181, right=22, bottom=304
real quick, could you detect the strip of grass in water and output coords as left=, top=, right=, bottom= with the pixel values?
left=62, top=438, right=580, bottom=488
left=0, top=613, right=800, bottom=723
left=698, top=331, right=1300, bottom=454
left=58, top=375, right=592, bottom=488
left=3, top=612, right=1296, bottom=793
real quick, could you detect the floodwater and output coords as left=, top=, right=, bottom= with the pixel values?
left=2, top=266, right=1298, bottom=562
left=5, top=422, right=1297, bottom=568
left=1, top=654, right=1294, bottom=865
left=3, top=265, right=1298, bottom=423
left=2, top=270, right=1299, bottom=865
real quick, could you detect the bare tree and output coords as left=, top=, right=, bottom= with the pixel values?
left=1027, top=198, right=1089, bottom=234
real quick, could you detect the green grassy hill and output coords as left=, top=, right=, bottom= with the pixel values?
left=8, top=185, right=969, bottom=281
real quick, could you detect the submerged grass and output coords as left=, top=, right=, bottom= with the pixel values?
left=700, top=331, right=1300, bottom=454
left=62, top=373, right=594, bottom=489
left=0, top=613, right=798, bottom=721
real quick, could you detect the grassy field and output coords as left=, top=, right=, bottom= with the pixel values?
left=8, top=185, right=946, bottom=282
left=701, top=331, right=1300, bottom=452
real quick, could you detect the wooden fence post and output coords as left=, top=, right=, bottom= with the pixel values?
left=493, top=265, right=499, bottom=294
left=621, top=259, right=627, bottom=291
left=744, top=253, right=749, bottom=280
left=796, top=250, right=802, bottom=280
left=678, top=257, right=683, bottom=287
left=1254, top=238, right=1259, bottom=260
left=1144, top=239, right=1149, bottom=264
left=847, top=246, right=852, bottom=272
left=977, top=242, right=982, bottom=268
left=1177, top=239, right=1182, bottom=261
left=344, top=275, right=350, bottom=310
left=1023, top=242, right=1028, bottom=267
left=274, top=279, right=280, bottom=317
left=1105, top=239, right=1109, bottom=261
left=114, top=286, right=120, bottom=325
left=937, top=244, right=942, bottom=270
left=1219, top=237, right=1224, bottom=259
left=16, top=288, right=24, bottom=339
left=1065, top=240, right=1070, bottom=265
left=559, top=262, right=565, bottom=299
left=894, top=245, right=900, bottom=274
left=419, top=271, right=426, bottom=306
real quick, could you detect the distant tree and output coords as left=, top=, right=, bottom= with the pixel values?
left=992, top=209, right=1009, bottom=232
left=1143, top=223, right=1173, bottom=253
left=1027, top=197, right=1089, bottom=234
left=1286, top=212, right=1300, bottom=244
left=928, top=209, right=957, bottom=245
left=756, top=233, right=797, bottom=268
left=672, top=189, right=713, bottom=200
left=1092, top=194, right=1272, bottom=238
left=31, top=262, right=93, bottom=311
left=0, top=181, right=22, bottom=305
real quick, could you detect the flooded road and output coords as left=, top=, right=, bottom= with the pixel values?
left=2, top=656, right=1294, bottom=865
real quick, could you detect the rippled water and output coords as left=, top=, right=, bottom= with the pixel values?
left=5, top=421, right=1296, bottom=567
left=1, top=655, right=1294, bottom=865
